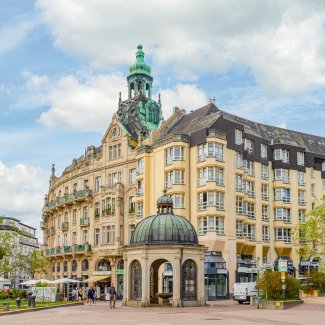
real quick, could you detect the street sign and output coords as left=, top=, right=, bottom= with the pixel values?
left=278, top=260, right=287, bottom=272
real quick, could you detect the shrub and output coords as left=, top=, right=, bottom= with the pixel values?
left=256, top=271, right=301, bottom=300
left=308, top=271, right=325, bottom=294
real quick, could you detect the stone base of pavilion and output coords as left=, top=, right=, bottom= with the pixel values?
left=122, top=245, right=206, bottom=308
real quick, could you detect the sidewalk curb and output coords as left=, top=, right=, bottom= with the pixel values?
left=0, top=302, right=84, bottom=317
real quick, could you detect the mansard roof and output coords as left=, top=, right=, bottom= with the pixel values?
left=162, top=102, right=325, bottom=156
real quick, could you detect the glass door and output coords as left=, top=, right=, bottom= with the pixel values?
left=216, top=275, right=227, bottom=299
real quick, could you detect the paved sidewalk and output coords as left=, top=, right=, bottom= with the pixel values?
left=1, top=297, right=325, bottom=325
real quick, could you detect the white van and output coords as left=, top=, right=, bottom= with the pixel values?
left=233, top=282, right=257, bottom=304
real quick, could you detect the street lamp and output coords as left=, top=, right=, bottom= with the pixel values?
left=256, top=257, right=260, bottom=309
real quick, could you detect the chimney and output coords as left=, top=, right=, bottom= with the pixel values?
left=209, top=96, right=216, bottom=105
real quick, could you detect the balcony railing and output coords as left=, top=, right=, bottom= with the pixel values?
left=80, top=217, right=89, bottom=226
left=261, top=193, right=269, bottom=200
left=61, top=222, right=69, bottom=231
left=137, top=189, right=144, bottom=196
left=236, top=230, right=244, bottom=237
left=46, top=189, right=92, bottom=211
left=262, top=235, right=269, bottom=242
left=298, top=198, right=306, bottom=205
left=45, top=244, right=90, bottom=256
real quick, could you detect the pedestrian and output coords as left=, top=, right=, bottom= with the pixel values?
left=87, top=286, right=94, bottom=304
left=92, top=287, right=97, bottom=304
left=109, top=286, right=116, bottom=309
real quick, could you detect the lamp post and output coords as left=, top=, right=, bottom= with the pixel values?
left=256, top=257, right=260, bottom=309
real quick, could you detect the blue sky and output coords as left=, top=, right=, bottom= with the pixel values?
left=1, top=0, right=325, bottom=236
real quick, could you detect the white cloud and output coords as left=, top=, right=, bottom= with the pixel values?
left=0, top=161, right=47, bottom=231
left=36, top=73, right=125, bottom=131
left=36, top=0, right=325, bottom=95
left=157, top=84, right=207, bottom=118
left=21, top=70, right=207, bottom=131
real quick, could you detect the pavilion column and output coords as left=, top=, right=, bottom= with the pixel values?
left=141, top=255, right=150, bottom=307
left=172, top=255, right=182, bottom=308
left=122, top=256, right=128, bottom=306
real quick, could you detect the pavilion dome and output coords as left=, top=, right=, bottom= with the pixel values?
left=130, top=192, right=198, bottom=246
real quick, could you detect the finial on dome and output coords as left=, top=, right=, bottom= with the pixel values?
left=137, top=44, right=143, bottom=50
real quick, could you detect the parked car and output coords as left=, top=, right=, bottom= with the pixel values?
left=233, top=282, right=257, bottom=304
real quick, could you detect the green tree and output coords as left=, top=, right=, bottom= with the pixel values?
left=0, top=231, right=26, bottom=277
left=293, top=204, right=325, bottom=269
left=256, top=271, right=301, bottom=300
left=23, top=249, right=50, bottom=278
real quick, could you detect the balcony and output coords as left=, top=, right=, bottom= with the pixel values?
left=61, top=221, right=69, bottom=231
left=298, top=198, right=306, bottom=205
left=262, top=235, right=270, bottom=242
left=137, top=189, right=144, bottom=196
left=45, top=189, right=92, bottom=211
left=45, top=244, right=90, bottom=256
left=236, top=230, right=245, bottom=237
left=236, top=184, right=244, bottom=192
left=262, top=215, right=269, bottom=222
left=94, top=211, right=100, bottom=219
left=261, top=193, right=269, bottom=201
left=19, top=237, right=39, bottom=248
left=80, top=217, right=89, bottom=226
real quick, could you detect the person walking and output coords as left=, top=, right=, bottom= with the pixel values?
left=108, top=286, right=116, bottom=309
left=87, top=286, right=94, bottom=304
left=92, top=287, right=97, bottom=304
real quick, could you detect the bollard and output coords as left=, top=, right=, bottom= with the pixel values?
left=30, top=295, right=36, bottom=308
left=2, top=303, right=9, bottom=312
left=16, top=298, right=21, bottom=308
left=27, top=291, right=33, bottom=307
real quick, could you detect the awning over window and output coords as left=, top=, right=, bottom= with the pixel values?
left=86, top=275, right=110, bottom=282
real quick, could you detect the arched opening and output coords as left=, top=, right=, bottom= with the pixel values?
left=146, top=83, right=150, bottom=98
left=71, top=260, right=77, bottom=272
left=116, top=259, right=124, bottom=300
left=182, top=259, right=197, bottom=301
left=56, top=262, right=60, bottom=273
left=130, top=83, right=134, bottom=98
left=149, top=259, right=173, bottom=305
left=82, top=259, right=89, bottom=271
left=131, top=260, right=142, bottom=301
left=96, top=259, right=111, bottom=271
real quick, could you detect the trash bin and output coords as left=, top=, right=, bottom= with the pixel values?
left=2, top=303, right=9, bottom=312
left=16, top=298, right=21, bottom=308
left=30, top=295, right=36, bottom=308
left=27, top=291, right=33, bottom=307
left=255, top=297, right=261, bottom=309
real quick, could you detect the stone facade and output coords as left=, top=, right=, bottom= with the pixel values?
left=41, top=45, right=325, bottom=299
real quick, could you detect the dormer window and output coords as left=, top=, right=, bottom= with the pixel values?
left=244, top=138, right=254, bottom=155
left=297, top=152, right=304, bottom=166
left=261, top=144, right=267, bottom=159
left=235, top=129, right=243, bottom=145
left=273, top=148, right=290, bottom=163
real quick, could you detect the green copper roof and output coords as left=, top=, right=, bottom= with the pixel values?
left=130, top=213, right=199, bottom=246
left=157, top=193, right=173, bottom=205
left=129, top=44, right=151, bottom=76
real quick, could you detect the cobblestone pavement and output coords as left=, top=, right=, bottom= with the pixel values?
left=1, top=297, right=325, bottom=325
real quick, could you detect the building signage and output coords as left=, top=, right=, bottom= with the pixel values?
left=278, top=260, right=287, bottom=272
left=31, top=287, right=56, bottom=302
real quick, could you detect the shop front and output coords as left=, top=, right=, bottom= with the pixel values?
left=299, top=256, right=322, bottom=278
left=204, top=251, right=229, bottom=300
left=236, top=255, right=257, bottom=283
left=116, top=259, right=124, bottom=300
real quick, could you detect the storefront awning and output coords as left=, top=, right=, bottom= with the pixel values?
left=86, top=275, right=110, bottom=282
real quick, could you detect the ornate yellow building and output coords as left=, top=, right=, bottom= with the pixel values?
left=41, top=45, right=325, bottom=300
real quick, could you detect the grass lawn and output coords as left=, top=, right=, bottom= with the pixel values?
left=0, top=299, right=78, bottom=313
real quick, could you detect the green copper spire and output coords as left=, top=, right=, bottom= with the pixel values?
left=117, top=44, right=163, bottom=140
left=129, top=44, right=151, bottom=76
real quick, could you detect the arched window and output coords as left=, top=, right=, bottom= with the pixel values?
left=52, top=263, right=55, bottom=272
left=146, top=83, right=150, bottom=98
left=131, top=260, right=142, bottom=300
left=182, top=259, right=197, bottom=301
left=82, top=259, right=89, bottom=271
left=71, top=260, right=77, bottom=272
left=130, top=83, right=134, bottom=98
left=63, top=261, right=68, bottom=272
left=117, top=259, right=124, bottom=270
left=148, top=107, right=153, bottom=123
left=96, top=259, right=111, bottom=271
left=129, top=196, right=135, bottom=213
left=56, top=262, right=60, bottom=273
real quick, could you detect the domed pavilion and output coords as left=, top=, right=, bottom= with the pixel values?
left=122, top=192, right=206, bottom=307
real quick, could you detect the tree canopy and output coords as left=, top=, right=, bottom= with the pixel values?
left=293, top=204, right=325, bottom=269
